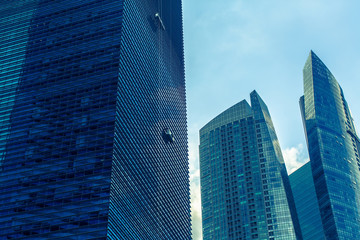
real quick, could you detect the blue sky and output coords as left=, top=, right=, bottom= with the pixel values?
left=182, top=1, right=360, bottom=239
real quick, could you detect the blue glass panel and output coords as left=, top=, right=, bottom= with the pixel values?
left=199, top=91, right=299, bottom=240
left=0, top=0, right=190, bottom=239
left=301, top=51, right=360, bottom=239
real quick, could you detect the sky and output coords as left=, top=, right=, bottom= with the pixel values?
left=182, top=1, right=360, bottom=239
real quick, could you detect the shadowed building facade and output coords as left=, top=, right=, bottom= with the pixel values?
left=0, top=0, right=191, bottom=239
left=289, top=162, right=325, bottom=240
left=300, top=51, right=360, bottom=240
left=199, top=91, right=301, bottom=240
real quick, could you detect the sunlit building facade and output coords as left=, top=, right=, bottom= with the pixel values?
left=0, top=0, right=191, bottom=239
left=300, top=51, right=360, bottom=239
left=199, top=91, right=301, bottom=240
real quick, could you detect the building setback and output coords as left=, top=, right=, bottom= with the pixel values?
left=289, top=162, right=325, bottom=240
left=0, top=0, right=191, bottom=239
left=300, top=51, right=360, bottom=239
left=199, top=91, right=301, bottom=240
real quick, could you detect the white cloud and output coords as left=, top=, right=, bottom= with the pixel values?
left=188, top=124, right=203, bottom=240
left=190, top=170, right=202, bottom=240
left=283, top=143, right=309, bottom=174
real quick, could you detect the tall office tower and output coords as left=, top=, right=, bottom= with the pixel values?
left=199, top=91, right=301, bottom=240
left=300, top=51, right=360, bottom=239
left=0, top=1, right=191, bottom=239
left=289, top=162, right=325, bottom=240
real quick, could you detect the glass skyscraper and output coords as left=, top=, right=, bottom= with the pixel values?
left=300, top=51, right=360, bottom=239
left=0, top=1, right=191, bottom=239
left=289, top=162, right=325, bottom=240
left=199, top=91, right=301, bottom=240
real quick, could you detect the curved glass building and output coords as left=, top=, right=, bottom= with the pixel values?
left=300, top=51, right=360, bottom=239
left=0, top=1, right=191, bottom=239
left=199, top=91, right=301, bottom=240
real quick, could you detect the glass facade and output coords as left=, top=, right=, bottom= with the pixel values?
left=199, top=91, right=301, bottom=240
left=289, top=162, right=325, bottom=240
left=301, top=51, right=360, bottom=239
left=0, top=0, right=191, bottom=239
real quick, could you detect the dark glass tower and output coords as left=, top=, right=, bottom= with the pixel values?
left=0, top=1, right=191, bottom=239
left=199, top=91, right=301, bottom=240
left=289, top=162, right=325, bottom=240
left=300, top=51, right=360, bottom=239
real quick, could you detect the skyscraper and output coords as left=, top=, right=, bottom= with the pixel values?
left=0, top=1, right=191, bottom=239
left=199, top=91, right=301, bottom=240
left=300, top=51, right=360, bottom=239
left=289, top=162, right=325, bottom=240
